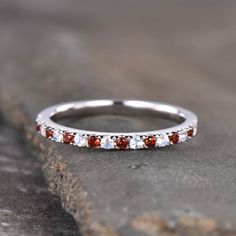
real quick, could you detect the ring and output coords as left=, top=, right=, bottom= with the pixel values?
left=35, top=100, right=198, bottom=150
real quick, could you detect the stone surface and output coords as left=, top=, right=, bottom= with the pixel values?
left=1, top=0, right=236, bottom=236
left=0, top=121, right=80, bottom=236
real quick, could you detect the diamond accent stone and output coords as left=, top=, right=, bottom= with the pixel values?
left=129, top=136, right=144, bottom=149
left=101, top=136, right=115, bottom=149
left=74, top=134, right=87, bottom=147
left=156, top=133, right=169, bottom=147
left=40, top=126, right=46, bottom=137
left=179, top=131, right=188, bottom=143
left=53, top=130, right=63, bottom=142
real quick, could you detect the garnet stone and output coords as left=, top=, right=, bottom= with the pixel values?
left=116, top=137, right=129, bottom=149
left=46, top=128, right=54, bottom=138
left=144, top=136, right=156, bottom=148
left=187, top=129, right=194, bottom=138
left=63, top=133, right=74, bottom=144
left=88, top=136, right=101, bottom=148
left=169, top=132, right=179, bottom=144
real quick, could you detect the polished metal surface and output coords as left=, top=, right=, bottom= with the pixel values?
left=36, top=100, right=198, bottom=149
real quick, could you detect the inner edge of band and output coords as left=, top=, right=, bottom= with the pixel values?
left=36, top=100, right=198, bottom=136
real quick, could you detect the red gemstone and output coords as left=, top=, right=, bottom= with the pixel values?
left=144, top=136, right=156, bottom=148
left=63, top=133, right=74, bottom=144
left=169, top=132, right=179, bottom=144
left=36, top=123, right=41, bottom=132
left=88, top=136, right=101, bottom=148
left=116, top=137, right=129, bottom=149
left=187, top=129, right=194, bottom=138
left=46, top=128, right=53, bottom=138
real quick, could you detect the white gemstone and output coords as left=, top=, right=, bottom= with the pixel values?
left=101, top=136, right=115, bottom=149
left=74, top=134, right=87, bottom=147
left=129, top=136, right=144, bottom=149
left=40, top=126, right=46, bottom=137
left=179, top=131, right=188, bottom=143
left=156, top=133, right=169, bottom=147
left=193, top=126, right=197, bottom=136
left=53, top=130, right=63, bottom=142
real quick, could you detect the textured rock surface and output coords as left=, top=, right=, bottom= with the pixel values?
left=1, top=1, right=236, bottom=236
left=0, top=121, right=80, bottom=235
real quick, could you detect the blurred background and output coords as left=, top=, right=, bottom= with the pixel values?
left=1, top=0, right=235, bottom=102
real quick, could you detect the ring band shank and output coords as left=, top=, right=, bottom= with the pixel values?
left=36, top=100, right=198, bottom=149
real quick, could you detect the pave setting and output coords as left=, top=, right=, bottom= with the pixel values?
left=35, top=122, right=197, bottom=150
left=35, top=100, right=198, bottom=150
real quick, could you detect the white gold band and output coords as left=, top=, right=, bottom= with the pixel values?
left=35, top=100, right=198, bottom=150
